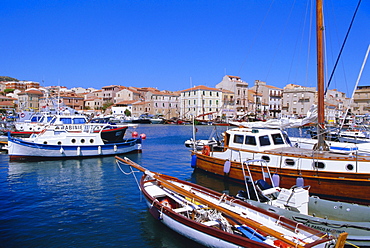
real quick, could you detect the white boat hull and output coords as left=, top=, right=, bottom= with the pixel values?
left=8, top=136, right=141, bottom=161
left=144, top=199, right=240, bottom=248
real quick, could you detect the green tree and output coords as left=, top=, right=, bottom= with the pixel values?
left=102, top=101, right=113, bottom=112
left=124, top=109, right=131, bottom=116
left=4, top=88, right=15, bottom=93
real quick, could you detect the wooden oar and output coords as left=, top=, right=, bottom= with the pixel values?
left=116, top=156, right=335, bottom=248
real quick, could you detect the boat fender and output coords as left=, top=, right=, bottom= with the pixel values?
left=296, top=177, right=304, bottom=187
left=272, top=174, right=280, bottom=187
left=140, top=133, right=147, bottom=140
left=98, top=146, right=102, bottom=154
left=114, top=145, right=117, bottom=152
left=77, top=146, right=81, bottom=156
left=132, top=131, right=138, bottom=138
left=202, top=145, right=211, bottom=156
left=60, top=147, right=64, bottom=154
left=223, top=160, right=231, bottom=174
left=191, top=154, right=197, bottom=168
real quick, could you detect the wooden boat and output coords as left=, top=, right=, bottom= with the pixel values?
left=7, top=124, right=142, bottom=161
left=116, top=156, right=346, bottom=248
left=191, top=127, right=370, bottom=205
left=191, top=0, right=370, bottom=206
left=233, top=160, right=370, bottom=247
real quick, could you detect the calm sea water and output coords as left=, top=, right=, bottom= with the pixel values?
left=0, top=125, right=234, bottom=248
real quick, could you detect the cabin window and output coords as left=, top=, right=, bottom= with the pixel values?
left=261, top=155, right=270, bottom=162
left=285, top=159, right=295, bottom=166
left=71, top=139, right=76, bottom=143
left=259, top=135, right=270, bottom=146
left=234, top=134, right=244, bottom=144
left=60, top=118, right=72, bottom=124
left=57, top=141, right=62, bottom=145
left=245, top=135, right=256, bottom=145
left=346, top=164, right=354, bottom=171
left=43, top=141, right=47, bottom=144
left=81, top=139, right=85, bottom=143
left=90, top=139, right=94, bottom=143
left=271, top=133, right=284, bottom=145
left=313, top=162, right=325, bottom=169
left=74, top=118, right=86, bottom=124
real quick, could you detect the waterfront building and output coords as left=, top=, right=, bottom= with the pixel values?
left=114, top=87, right=142, bottom=103
left=0, top=95, right=16, bottom=112
left=112, top=100, right=137, bottom=117
left=102, top=85, right=123, bottom=103
left=18, top=89, right=44, bottom=111
left=250, top=80, right=282, bottom=119
left=58, top=92, right=84, bottom=111
left=180, top=85, right=222, bottom=121
left=326, top=89, right=349, bottom=123
left=216, top=75, right=249, bottom=117
left=84, top=96, right=103, bottom=111
left=113, top=87, right=179, bottom=119
left=5, top=81, right=40, bottom=91
left=219, top=89, right=236, bottom=121
left=71, top=87, right=96, bottom=94
left=353, top=86, right=370, bottom=115
left=281, top=84, right=316, bottom=118
left=140, top=88, right=180, bottom=119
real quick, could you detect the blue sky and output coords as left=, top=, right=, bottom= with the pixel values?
left=1, top=0, right=369, bottom=96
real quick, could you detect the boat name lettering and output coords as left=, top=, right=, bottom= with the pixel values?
left=63, top=125, right=82, bottom=130
left=305, top=223, right=345, bottom=234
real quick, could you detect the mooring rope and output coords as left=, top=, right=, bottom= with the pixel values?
left=116, top=159, right=141, bottom=190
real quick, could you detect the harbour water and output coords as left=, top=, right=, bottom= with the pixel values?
left=0, top=124, right=232, bottom=248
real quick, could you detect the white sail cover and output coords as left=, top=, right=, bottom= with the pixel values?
left=230, top=105, right=317, bottom=129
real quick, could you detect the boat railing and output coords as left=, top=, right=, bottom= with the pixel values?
left=241, top=159, right=275, bottom=203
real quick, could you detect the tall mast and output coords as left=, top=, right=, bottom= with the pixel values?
left=315, top=0, right=329, bottom=150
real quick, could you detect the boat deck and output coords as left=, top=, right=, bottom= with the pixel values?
left=265, top=147, right=370, bottom=160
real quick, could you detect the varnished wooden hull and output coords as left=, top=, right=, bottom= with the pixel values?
left=193, top=152, right=370, bottom=205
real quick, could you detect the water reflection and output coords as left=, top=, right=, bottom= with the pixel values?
left=190, top=168, right=245, bottom=196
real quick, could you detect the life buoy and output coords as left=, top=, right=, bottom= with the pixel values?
left=202, top=145, right=211, bottom=156
left=160, top=198, right=172, bottom=209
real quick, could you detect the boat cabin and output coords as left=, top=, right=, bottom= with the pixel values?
left=224, top=128, right=292, bottom=152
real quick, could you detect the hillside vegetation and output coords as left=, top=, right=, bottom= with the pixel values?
left=0, top=76, right=19, bottom=82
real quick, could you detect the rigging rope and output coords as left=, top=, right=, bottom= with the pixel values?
left=325, top=0, right=362, bottom=94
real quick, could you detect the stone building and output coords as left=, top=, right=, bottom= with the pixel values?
left=353, top=86, right=370, bottom=115
left=17, top=89, right=44, bottom=111
left=102, top=85, right=123, bottom=103
left=250, top=80, right=282, bottom=119
left=281, top=84, right=316, bottom=117
left=216, top=75, right=249, bottom=116
left=180, top=85, right=222, bottom=121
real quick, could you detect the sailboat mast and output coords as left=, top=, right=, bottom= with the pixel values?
left=315, top=0, right=329, bottom=150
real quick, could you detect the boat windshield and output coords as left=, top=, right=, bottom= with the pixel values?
left=281, top=131, right=292, bottom=146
